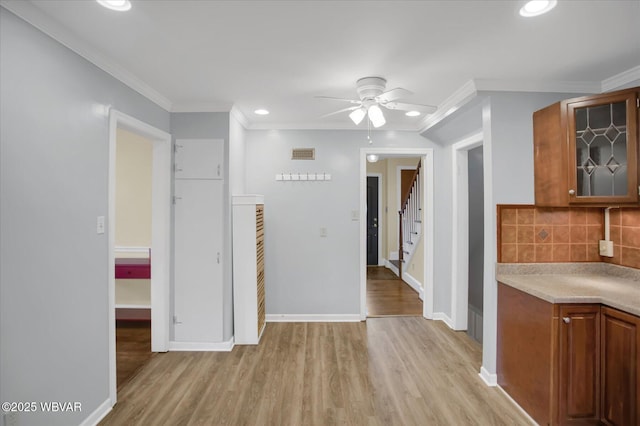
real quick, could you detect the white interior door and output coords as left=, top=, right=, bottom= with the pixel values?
left=174, top=179, right=223, bottom=342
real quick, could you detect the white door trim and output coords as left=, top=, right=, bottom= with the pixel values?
left=108, top=110, right=172, bottom=406
left=360, top=148, right=434, bottom=321
left=451, top=132, right=484, bottom=331
left=366, top=173, right=384, bottom=266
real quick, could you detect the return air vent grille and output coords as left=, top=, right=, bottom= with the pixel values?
left=292, top=148, right=315, bottom=160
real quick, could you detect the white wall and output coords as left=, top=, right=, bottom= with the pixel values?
left=169, top=113, right=233, bottom=341
left=0, top=8, right=170, bottom=426
left=229, top=112, right=247, bottom=195
left=245, top=129, right=443, bottom=316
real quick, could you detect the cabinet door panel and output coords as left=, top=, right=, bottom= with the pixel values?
left=174, top=179, right=223, bottom=342
left=567, top=91, right=638, bottom=204
left=174, top=139, right=223, bottom=179
left=601, top=307, right=638, bottom=426
left=559, top=304, right=601, bottom=424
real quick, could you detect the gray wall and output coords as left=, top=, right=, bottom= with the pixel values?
left=0, top=8, right=169, bottom=426
left=467, top=146, right=484, bottom=312
left=244, top=129, right=445, bottom=316
left=169, top=112, right=233, bottom=341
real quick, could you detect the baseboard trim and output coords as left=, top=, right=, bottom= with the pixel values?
left=496, top=384, right=538, bottom=425
left=266, top=314, right=361, bottom=322
left=402, top=272, right=424, bottom=299
left=385, top=260, right=399, bottom=276
left=432, top=312, right=455, bottom=329
left=79, top=398, right=112, bottom=426
left=479, top=366, right=497, bottom=386
left=169, top=338, right=234, bottom=352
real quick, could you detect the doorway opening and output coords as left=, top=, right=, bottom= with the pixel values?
left=114, top=128, right=154, bottom=390
left=451, top=132, right=486, bottom=335
left=108, top=110, right=171, bottom=406
left=360, top=148, right=434, bottom=320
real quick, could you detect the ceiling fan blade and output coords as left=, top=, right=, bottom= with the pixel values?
left=314, top=96, right=362, bottom=105
left=320, top=106, right=360, bottom=118
left=376, top=88, right=413, bottom=103
left=382, top=101, right=437, bottom=114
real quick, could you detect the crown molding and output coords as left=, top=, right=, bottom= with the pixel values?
left=474, top=78, right=601, bottom=94
left=601, top=65, right=640, bottom=92
left=0, top=0, right=173, bottom=111
left=171, top=102, right=234, bottom=113
left=418, top=79, right=478, bottom=133
left=230, top=105, right=249, bottom=129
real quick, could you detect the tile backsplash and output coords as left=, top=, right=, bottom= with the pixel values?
left=498, top=205, right=640, bottom=269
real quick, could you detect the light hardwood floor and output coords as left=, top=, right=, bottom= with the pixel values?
left=101, top=318, right=532, bottom=425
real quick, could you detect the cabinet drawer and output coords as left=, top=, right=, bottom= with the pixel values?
left=115, top=259, right=151, bottom=279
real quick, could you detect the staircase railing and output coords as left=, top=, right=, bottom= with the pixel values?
left=398, top=160, right=421, bottom=277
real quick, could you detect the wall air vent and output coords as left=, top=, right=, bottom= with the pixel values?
left=291, top=148, right=315, bottom=160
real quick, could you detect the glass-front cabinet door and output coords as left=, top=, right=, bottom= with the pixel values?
left=567, top=91, right=638, bottom=204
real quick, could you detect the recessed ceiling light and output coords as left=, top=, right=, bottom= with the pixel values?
left=519, top=0, right=557, bottom=17
left=405, top=111, right=421, bottom=117
left=254, top=109, right=270, bottom=115
left=96, top=0, right=132, bottom=11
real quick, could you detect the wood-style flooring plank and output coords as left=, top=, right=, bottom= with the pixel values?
left=101, top=318, right=533, bottom=426
left=366, top=267, right=423, bottom=317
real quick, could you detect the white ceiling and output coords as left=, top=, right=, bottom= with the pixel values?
left=3, top=0, right=640, bottom=130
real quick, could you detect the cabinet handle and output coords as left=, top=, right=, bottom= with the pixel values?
left=568, top=189, right=575, bottom=196
left=563, top=317, right=571, bottom=324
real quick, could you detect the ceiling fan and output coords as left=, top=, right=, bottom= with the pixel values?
left=316, top=76, right=437, bottom=128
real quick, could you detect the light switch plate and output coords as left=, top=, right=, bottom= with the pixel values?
left=599, top=240, right=614, bottom=257
left=97, top=216, right=105, bottom=234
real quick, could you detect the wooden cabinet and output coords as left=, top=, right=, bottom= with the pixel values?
left=498, top=283, right=640, bottom=425
left=232, top=195, right=266, bottom=344
left=534, top=87, right=639, bottom=206
left=558, top=304, right=601, bottom=424
left=601, top=306, right=639, bottom=426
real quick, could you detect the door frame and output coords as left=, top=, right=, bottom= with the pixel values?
left=450, top=132, right=484, bottom=331
left=108, top=110, right=172, bottom=405
left=360, top=148, right=434, bottom=320
left=366, top=173, right=383, bottom=266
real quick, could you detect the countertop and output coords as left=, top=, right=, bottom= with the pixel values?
left=496, top=263, right=640, bottom=317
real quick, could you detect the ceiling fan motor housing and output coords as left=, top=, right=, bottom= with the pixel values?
left=356, top=76, right=387, bottom=100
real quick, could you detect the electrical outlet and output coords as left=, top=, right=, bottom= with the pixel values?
left=599, top=240, right=614, bottom=257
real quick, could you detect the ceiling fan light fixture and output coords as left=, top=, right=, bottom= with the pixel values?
left=349, top=108, right=366, bottom=125
left=519, top=0, right=557, bottom=17
left=367, top=105, right=386, bottom=128
left=96, top=0, right=132, bottom=11
left=405, top=111, right=421, bottom=117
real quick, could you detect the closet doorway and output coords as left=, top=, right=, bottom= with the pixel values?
left=114, top=128, right=153, bottom=390
left=107, top=110, right=171, bottom=406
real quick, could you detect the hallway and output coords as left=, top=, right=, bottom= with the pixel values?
left=366, top=266, right=422, bottom=317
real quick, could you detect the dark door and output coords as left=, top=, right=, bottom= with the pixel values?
left=367, top=176, right=379, bottom=265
